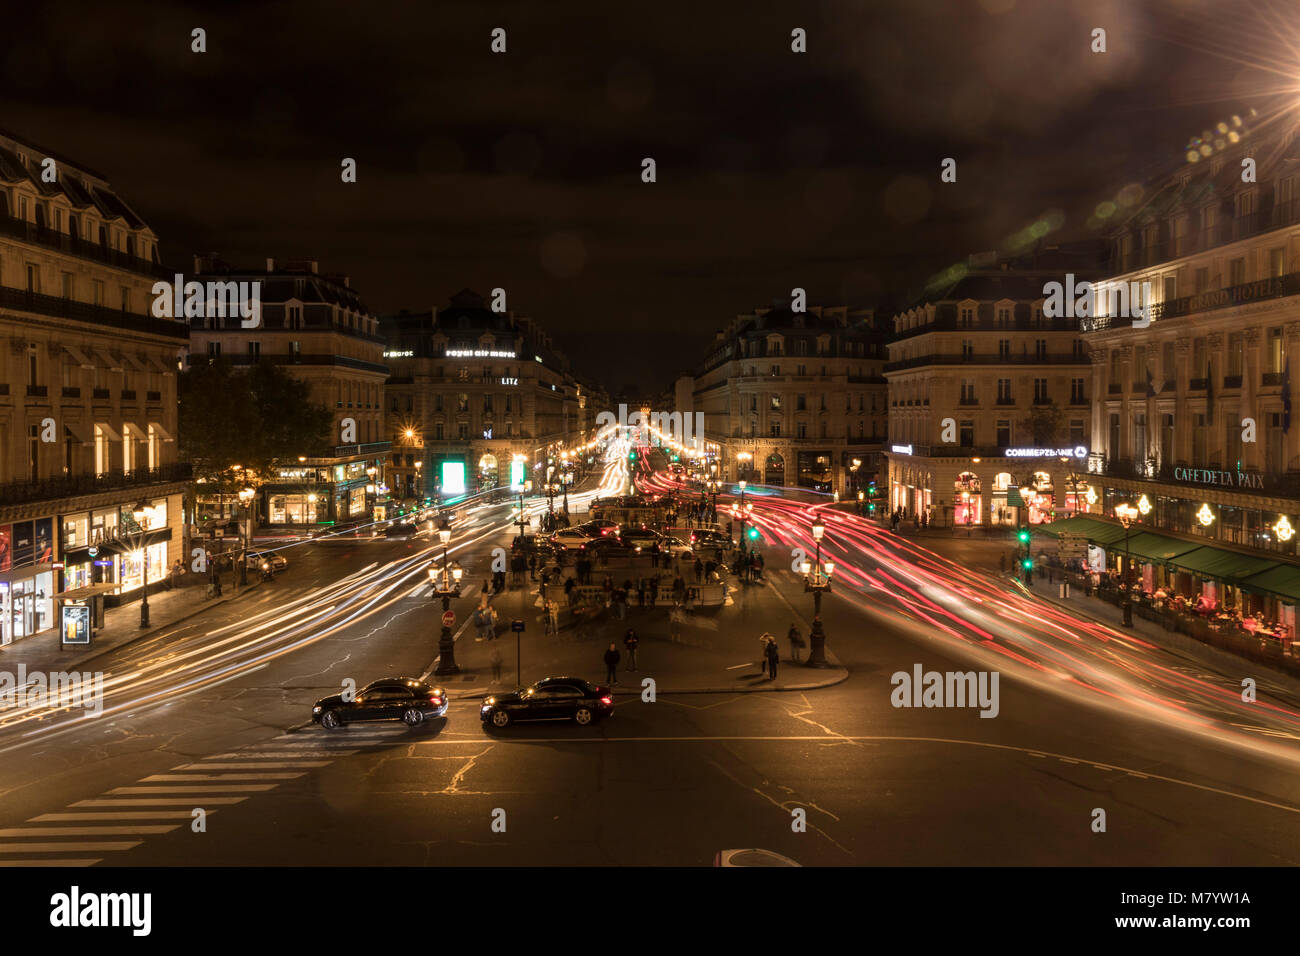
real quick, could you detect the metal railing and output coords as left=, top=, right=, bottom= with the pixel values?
left=0, top=461, right=192, bottom=508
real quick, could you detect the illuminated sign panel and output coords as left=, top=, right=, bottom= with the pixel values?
left=440, top=461, right=466, bottom=496
left=510, top=459, right=525, bottom=487
left=890, top=444, right=913, bottom=455
left=1005, top=446, right=1088, bottom=459
left=446, top=349, right=516, bottom=358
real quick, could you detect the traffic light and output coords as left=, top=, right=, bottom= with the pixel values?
left=1017, top=529, right=1030, bottom=545
left=868, top=481, right=876, bottom=496
left=629, top=450, right=637, bottom=461
left=868, top=503, right=876, bottom=514
left=747, top=527, right=759, bottom=540
left=1021, top=558, right=1032, bottom=570
left=671, top=454, right=679, bottom=462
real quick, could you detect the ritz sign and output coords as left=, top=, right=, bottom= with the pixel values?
left=1173, top=466, right=1266, bottom=490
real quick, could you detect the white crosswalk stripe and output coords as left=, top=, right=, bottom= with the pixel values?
left=0, top=841, right=142, bottom=852
left=0, top=826, right=180, bottom=836
left=0, top=859, right=103, bottom=867
left=71, top=797, right=249, bottom=807
left=107, top=785, right=277, bottom=794
left=142, top=773, right=305, bottom=782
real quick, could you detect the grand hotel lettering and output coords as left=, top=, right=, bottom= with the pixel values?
left=1173, top=466, right=1266, bottom=490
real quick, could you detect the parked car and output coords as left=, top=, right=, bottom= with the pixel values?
left=512, top=534, right=562, bottom=560
left=245, top=550, right=289, bottom=572
left=580, top=535, right=635, bottom=559
left=713, top=849, right=801, bottom=867
left=685, top=528, right=733, bottom=550
left=575, top=519, right=620, bottom=536
left=480, top=677, right=613, bottom=729
left=618, top=527, right=692, bottom=556
left=313, top=677, right=448, bottom=729
left=551, top=528, right=597, bottom=550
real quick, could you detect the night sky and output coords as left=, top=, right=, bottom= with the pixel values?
left=5, top=0, right=1290, bottom=391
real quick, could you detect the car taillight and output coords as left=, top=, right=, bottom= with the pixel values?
left=600, top=696, right=612, bottom=705
left=430, top=695, right=443, bottom=705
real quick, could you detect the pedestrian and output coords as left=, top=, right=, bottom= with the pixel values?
left=528, top=554, right=538, bottom=581
left=705, top=559, right=716, bottom=581
left=694, top=557, right=704, bottom=583
left=788, top=623, right=803, bottom=663
left=765, top=635, right=780, bottom=681
left=672, top=575, right=685, bottom=604
left=649, top=577, right=659, bottom=606
left=651, top=542, right=661, bottom=568
left=755, top=552, right=765, bottom=581
left=623, top=628, right=639, bottom=670
left=759, top=633, right=773, bottom=675
left=482, top=577, right=491, bottom=597
left=490, top=647, right=504, bottom=683
left=670, top=602, right=685, bottom=642
left=604, top=642, right=621, bottom=685
left=564, top=576, right=576, bottom=601
left=637, top=578, right=646, bottom=606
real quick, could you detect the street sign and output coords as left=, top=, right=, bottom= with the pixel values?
left=441, top=610, right=456, bottom=628
left=511, top=619, right=524, bottom=632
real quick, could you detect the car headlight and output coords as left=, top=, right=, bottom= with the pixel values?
left=312, top=706, right=322, bottom=713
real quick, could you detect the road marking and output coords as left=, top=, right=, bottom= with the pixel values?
left=142, top=773, right=304, bottom=782
left=32, top=811, right=216, bottom=821
left=212, top=751, right=356, bottom=759
left=0, top=826, right=180, bottom=836
left=0, top=859, right=102, bottom=867
left=725, top=662, right=753, bottom=670
left=107, top=785, right=277, bottom=794
left=181, top=761, right=330, bottom=769
left=0, top=841, right=141, bottom=852
left=71, top=798, right=248, bottom=807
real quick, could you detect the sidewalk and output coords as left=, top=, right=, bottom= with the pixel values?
left=436, top=569, right=848, bottom=697
left=1022, top=571, right=1300, bottom=702
left=0, top=577, right=266, bottom=675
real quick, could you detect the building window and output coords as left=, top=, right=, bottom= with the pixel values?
left=248, top=341, right=260, bottom=360
left=998, top=339, right=1011, bottom=361
left=996, top=419, right=1010, bottom=446
left=1034, top=339, right=1047, bottom=361
left=960, top=380, right=976, bottom=403
left=959, top=420, right=974, bottom=447
left=208, top=342, right=221, bottom=357
left=1069, top=420, right=1085, bottom=445
left=1070, top=378, right=1086, bottom=404
left=996, top=379, right=1012, bottom=402
left=796, top=422, right=807, bottom=438
left=1269, top=328, right=1284, bottom=373
left=959, top=306, right=974, bottom=327
left=1033, top=378, right=1048, bottom=402
left=961, top=339, right=974, bottom=360
left=796, top=394, right=806, bottom=411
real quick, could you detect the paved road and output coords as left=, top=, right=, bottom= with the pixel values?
left=1, top=453, right=1298, bottom=865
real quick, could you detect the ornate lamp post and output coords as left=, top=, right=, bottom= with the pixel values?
left=516, top=479, right=533, bottom=539
left=1115, top=502, right=1138, bottom=628
left=802, top=519, right=834, bottom=667
left=130, top=498, right=152, bottom=628
left=429, top=553, right=464, bottom=676
left=237, top=485, right=255, bottom=586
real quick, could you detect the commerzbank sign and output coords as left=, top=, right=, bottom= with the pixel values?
left=1005, top=446, right=1088, bottom=459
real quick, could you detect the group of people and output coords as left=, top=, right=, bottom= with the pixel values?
left=603, top=628, right=642, bottom=683
left=889, top=506, right=930, bottom=531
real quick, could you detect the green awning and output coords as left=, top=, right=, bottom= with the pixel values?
left=1169, top=547, right=1280, bottom=583
left=1241, top=565, right=1300, bottom=602
left=1121, top=532, right=1201, bottom=563
left=1006, top=487, right=1025, bottom=508
left=1036, top=516, right=1129, bottom=545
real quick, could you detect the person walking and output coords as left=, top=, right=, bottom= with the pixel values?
left=528, top=554, right=538, bottom=581
left=787, top=623, right=803, bottom=663
left=649, top=576, right=659, bottom=606
left=754, top=552, right=765, bottom=581
left=759, top=633, right=773, bottom=675
left=489, top=646, right=504, bottom=683
left=670, top=602, right=685, bottom=642
left=623, top=628, right=639, bottom=671
left=694, top=557, right=704, bottom=584
left=604, top=642, right=621, bottom=685
left=765, top=635, right=780, bottom=681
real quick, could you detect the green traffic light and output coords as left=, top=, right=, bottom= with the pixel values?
left=1017, top=530, right=1030, bottom=543
left=1022, top=559, right=1032, bottom=569
left=748, top=527, right=759, bottom=539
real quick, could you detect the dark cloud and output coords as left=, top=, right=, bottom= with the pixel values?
left=4, top=0, right=1289, bottom=390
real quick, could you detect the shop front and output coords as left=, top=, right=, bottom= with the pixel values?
left=0, top=518, right=57, bottom=645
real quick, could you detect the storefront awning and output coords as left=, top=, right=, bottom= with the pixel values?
left=1169, top=547, right=1280, bottom=584
left=1035, top=516, right=1129, bottom=545
left=1121, top=532, right=1201, bottom=563
left=64, top=420, right=93, bottom=445
left=122, top=422, right=146, bottom=439
left=95, top=422, right=122, bottom=442
left=148, top=421, right=175, bottom=442
left=63, top=345, right=94, bottom=368
left=94, top=349, right=122, bottom=371
left=120, top=352, right=147, bottom=372
left=56, top=583, right=119, bottom=601
left=1242, top=565, right=1300, bottom=602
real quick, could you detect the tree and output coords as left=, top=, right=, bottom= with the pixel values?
left=1019, top=402, right=1065, bottom=446
left=179, top=358, right=333, bottom=491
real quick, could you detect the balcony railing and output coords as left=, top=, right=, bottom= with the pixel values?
left=0, top=285, right=188, bottom=340
left=200, top=353, right=389, bottom=375
left=1084, top=270, right=1300, bottom=332
left=891, top=316, right=1081, bottom=342
left=885, top=353, right=1086, bottom=372
left=0, top=213, right=170, bottom=279
left=0, top=462, right=192, bottom=508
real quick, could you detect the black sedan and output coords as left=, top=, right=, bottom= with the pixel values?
left=480, top=677, right=613, bottom=729
left=313, top=678, right=448, bottom=729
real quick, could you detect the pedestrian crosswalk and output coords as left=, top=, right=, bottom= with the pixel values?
left=0, top=725, right=438, bottom=866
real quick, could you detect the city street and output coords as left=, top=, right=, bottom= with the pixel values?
left=1, top=453, right=1298, bottom=867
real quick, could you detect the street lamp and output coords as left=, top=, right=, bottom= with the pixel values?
left=517, top=479, right=533, bottom=539
left=1115, top=502, right=1139, bottom=628
left=857, top=489, right=865, bottom=516
left=130, top=497, right=152, bottom=628
left=802, top=519, right=834, bottom=667
left=428, top=554, right=463, bottom=676
left=237, top=485, right=255, bottom=586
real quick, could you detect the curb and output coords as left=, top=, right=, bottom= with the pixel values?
left=447, top=667, right=851, bottom=700
left=4, top=579, right=267, bottom=672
